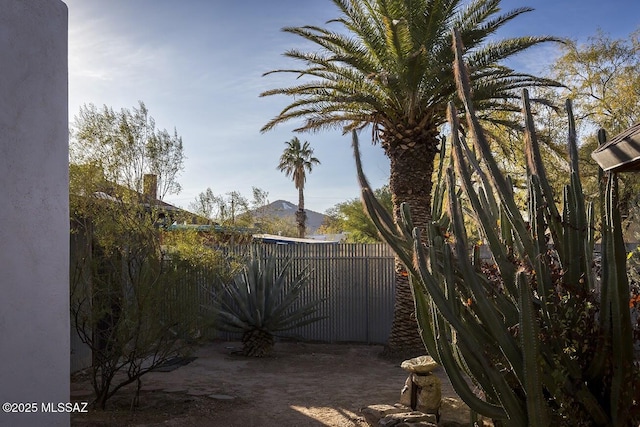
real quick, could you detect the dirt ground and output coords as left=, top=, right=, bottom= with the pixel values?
left=70, top=341, right=458, bottom=426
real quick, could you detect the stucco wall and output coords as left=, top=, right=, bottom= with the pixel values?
left=0, top=1, right=70, bottom=426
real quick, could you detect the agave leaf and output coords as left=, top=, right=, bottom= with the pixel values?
left=268, top=271, right=313, bottom=322
left=215, top=311, right=250, bottom=333
left=222, top=278, right=255, bottom=323
left=207, top=252, right=323, bottom=342
left=268, top=295, right=325, bottom=326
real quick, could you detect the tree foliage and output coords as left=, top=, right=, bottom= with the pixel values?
left=71, top=101, right=185, bottom=200
left=189, top=187, right=300, bottom=237
left=549, top=28, right=640, bottom=215
left=552, top=28, right=640, bottom=133
left=69, top=105, right=219, bottom=409
left=319, top=185, right=392, bottom=242
left=70, top=164, right=225, bottom=409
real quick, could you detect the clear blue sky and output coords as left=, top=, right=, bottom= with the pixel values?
left=64, top=0, right=639, bottom=214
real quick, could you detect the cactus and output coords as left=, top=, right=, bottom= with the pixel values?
left=354, top=28, right=638, bottom=425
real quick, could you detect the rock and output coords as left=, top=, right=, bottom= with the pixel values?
left=396, top=422, right=437, bottom=427
left=413, top=374, right=441, bottom=414
left=400, top=356, right=439, bottom=374
left=363, top=404, right=409, bottom=419
left=399, top=376, right=413, bottom=407
left=438, top=397, right=492, bottom=427
left=379, top=411, right=437, bottom=426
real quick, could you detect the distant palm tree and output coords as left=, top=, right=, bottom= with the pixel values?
left=261, top=0, right=561, bottom=353
left=277, top=137, right=321, bottom=238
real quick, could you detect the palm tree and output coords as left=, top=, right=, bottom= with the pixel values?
left=277, top=137, right=321, bottom=238
left=261, top=0, right=561, bottom=353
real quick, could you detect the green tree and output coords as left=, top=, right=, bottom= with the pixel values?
left=550, top=28, right=640, bottom=216
left=552, top=28, right=640, bottom=133
left=320, top=186, right=392, bottom=242
left=71, top=101, right=184, bottom=200
left=69, top=104, right=205, bottom=409
left=69, top=165, right=219, bottom=409
left=276, top=137, right=321, bottom=238
left=189, top=189, right=249, bottom=226
left=189, top=187, right=300, bottom=237
left=261, top=0, right=561, bottom=351
left=189, top=187, right=221, bottom=220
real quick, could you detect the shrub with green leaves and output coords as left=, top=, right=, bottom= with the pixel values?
left=207, top=250, right=325, bottom=357
left=354, top=29, right=639, bottom=426
left=71, top=198, right=207, bottom=410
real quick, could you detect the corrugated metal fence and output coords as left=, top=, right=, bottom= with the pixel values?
left=197, top=243, right=397, bottom=344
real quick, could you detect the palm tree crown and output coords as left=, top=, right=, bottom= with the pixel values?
left=261, top=0, right=561, bottom=137
left=277, top=137, right=321, bottom=237
left=262, top=0, right=562, bottom=352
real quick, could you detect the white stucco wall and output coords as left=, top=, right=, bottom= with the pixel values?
left=0, top=1, right=70, bottom=426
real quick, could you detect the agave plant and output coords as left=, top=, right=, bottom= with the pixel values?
left=209, top=250, right=325, bottom=357
left=354, top=29, right=639, bottom=425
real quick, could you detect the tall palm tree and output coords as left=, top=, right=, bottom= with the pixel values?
left=277, top=137, right=321, bottom=238
left=261, top=0, right=561, bottom=352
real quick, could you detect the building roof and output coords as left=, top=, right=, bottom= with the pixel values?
left=591, top=122, right=640, bottom=172
left=252, top=234, right=338, bottom=245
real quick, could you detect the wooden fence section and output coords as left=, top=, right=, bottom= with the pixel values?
left=202, top=243, right=397, bottom=344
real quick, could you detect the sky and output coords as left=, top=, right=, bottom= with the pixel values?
left=64, top=0, right=640, bottom=214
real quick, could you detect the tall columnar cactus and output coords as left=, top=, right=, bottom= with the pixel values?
left=355, top=28, right=639, bottom=426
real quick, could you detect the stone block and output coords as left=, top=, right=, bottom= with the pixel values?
left=438, top=397, right=492, bottom=427
left=363, top=404, right=409, bottom=419
left=413, top=373, right=441, bottom=414
left=400, top=356, right=439, bottom=374
left=379, top=411, right=437, bottom=426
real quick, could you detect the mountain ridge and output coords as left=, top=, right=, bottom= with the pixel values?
left=250, top=199, right=326, bottom=234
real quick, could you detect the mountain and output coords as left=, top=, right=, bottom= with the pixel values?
left=250, top=200, right=327, bottom=234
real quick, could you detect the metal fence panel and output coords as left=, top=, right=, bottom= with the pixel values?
left=202, top=243, right=396, bottom=344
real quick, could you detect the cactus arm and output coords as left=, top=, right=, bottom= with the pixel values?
left=448, top=102, right=518, bottom=297
left=604, top=172, right=634, bottom=424
left=432, top=307, right=510, bottom=421
left=446, top=167, right=525, bottom=384
left=412, top=228, right=484, bottom=338
left=500, top=201, right=515, bottom=251
left=353, top=131, right=417, bottom=272
left=457, top=128, right=500, bottom=217
left=452, top=29, right=536, bottom=263
left=584, top=201, right=596, bottom=291
left=587, top=132, right=611, bottom=382
left=431, top=135, right=448, bottom=223
left=412, top=280, right=441, bottom=362
left=521, top=89, right=564, bottom=261
left=517, top=271, right=549, bottom=426
left=527, top=176, right=555, bottom=304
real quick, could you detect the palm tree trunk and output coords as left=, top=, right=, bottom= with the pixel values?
left=296, top=185, right=306, bottom=238
left=383, top=131, right=439, bottom=354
